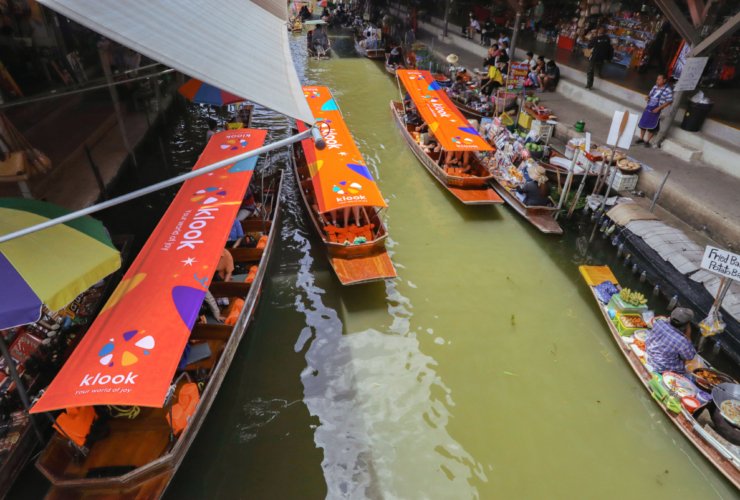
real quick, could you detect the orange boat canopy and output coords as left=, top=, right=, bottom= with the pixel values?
left=30, top=129, right=267, bottom=413
left=298, top=85, right=387, bottom=214
left=396, top=69, right=493, bottom=153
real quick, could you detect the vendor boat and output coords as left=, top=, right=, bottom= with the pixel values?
left=580, top=265, right=740, bottom=490
left=354, top=35, right=385, bottom=60
left=385, top=60, right=398, bottom=76
left=30, top=129, right=283, bottom=499
left=487, top=156, right=562, bottom=234
left=448, top=95, right=493, bottom=120
left=392, top=69, right=502, bottom=206
left=292, top=86, right=396, bottom=286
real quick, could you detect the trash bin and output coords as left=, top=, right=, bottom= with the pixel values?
left=681, top=100, right=713, bottom=132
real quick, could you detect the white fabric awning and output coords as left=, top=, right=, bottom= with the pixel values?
left=39, top=0, right=313, bottom=123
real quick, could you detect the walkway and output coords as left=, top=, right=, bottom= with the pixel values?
left=413, top=29, right=740, bottom=251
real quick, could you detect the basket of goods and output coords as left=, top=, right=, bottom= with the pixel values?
left=608, top=288, right=648, bottom=315
left=615, top=312, right=648, bottom=336
left=617, top=158, right=641, bottom=173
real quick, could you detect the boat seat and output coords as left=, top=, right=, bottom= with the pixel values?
left=191, top=323, right=232, bottom=342
left=209, top=280, right=251, bottom=298
left=228, top=247, right=263, bottom=263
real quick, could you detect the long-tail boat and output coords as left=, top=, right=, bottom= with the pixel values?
left=391, top=69, right=502, bottom=205
left=292, top=86, right=396, bottom=286
left=30, top=129, right=283, bottom=499
left=354, top=35, right=385, bottom=60
left=580, top=265, right=740, bottom=490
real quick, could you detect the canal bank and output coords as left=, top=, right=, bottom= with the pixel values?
left=403, top=18, right=740, bottom=252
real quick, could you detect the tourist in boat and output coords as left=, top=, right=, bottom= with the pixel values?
left=238, top=184, right=257, bottom=220
left=312, top=26, right=330, bottom=55
left=227, top=219, right=244, bottom=247
left=387, top=44, right=404, bottom=68
left=516, top=164, right=550, bottom=206
left=445, top=151, right=471, bottom=172
left=405, top=106, right=422, bottom=127
left=645, top=307, right=697, bottom=374
left=636, top=73, right=674, bottom=147
left=215, top=248, right=234, bottom=282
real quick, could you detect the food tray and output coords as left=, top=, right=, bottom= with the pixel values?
left=615, top=313, right=648, bottom=337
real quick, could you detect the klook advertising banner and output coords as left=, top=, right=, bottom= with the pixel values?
left=298, top=85, right=387, bottom=213
left=396, top=69, right=493, bottom=152
left=31, top=129, right=267, bottom=412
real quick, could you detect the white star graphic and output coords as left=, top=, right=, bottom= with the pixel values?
left=182, top=257, right=197, bottom=266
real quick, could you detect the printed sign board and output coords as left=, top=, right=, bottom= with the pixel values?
left=673, top=57, right=709, bottom=92
left=506, top=62, right=529, bottom=91
left=701, top=246, right=740, bottom=282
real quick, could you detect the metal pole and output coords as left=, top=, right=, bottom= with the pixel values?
left=598, top=163, right=619, bottom=213
left=0, top=128, right=314, bottom=244
left=442, top=0, right=450, bottom=37
left=84, top=145, right=107, bottom=200
left=0, top=68, right=175, bottom=111
left=566, top=159, right=592, bottom=218
left=649, top=169, right=671, bottom=212
left=98, top=44, right=137, bottom=167
left=509, top=5, right=523, bottom=60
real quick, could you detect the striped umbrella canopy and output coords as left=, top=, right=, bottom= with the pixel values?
left=0, top=198, right=121, bottom=330
left=178, top=78, right=245, bottom=106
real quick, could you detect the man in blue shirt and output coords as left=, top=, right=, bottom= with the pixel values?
left=227, top=219, right=244, bottom=247
left=645, top=307, right=697, bottom=374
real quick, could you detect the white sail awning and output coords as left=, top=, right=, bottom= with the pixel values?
left=39, top=0, right=313, bottom=123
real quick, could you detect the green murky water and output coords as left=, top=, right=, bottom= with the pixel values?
left=165, top=36, right=736, bottom=498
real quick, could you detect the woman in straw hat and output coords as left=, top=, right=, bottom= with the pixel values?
left=516, top=163, right=550, bottom=206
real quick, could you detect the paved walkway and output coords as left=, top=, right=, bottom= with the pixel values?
left=414, top=31, right=740, bottom=250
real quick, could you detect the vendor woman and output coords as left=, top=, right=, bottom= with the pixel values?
left=645, top=307, right=697, bottom=374
left=516, top=164, right=550, bottom=206
left=636, top=74, right=673, bottom=147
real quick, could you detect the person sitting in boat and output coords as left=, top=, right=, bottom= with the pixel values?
left=421, top=135, right=442, bottom=155
left=387, top=45, right=404, bottom=68
left=645, top=307, right=697, bottom=374
left=450, top=74, right=467, bottom=95
left=237, top=184, right=257, bottom=221
left=516, top=164, right=550, bottom=206
left=480, top=59, right=504, bottom=96
left=312, top=26, right=330, bottom=54
left=445, top=151, right=471, bottom=172
left=215, top=248, right=234, bottom=282
left=405, top=108, right=422, bottom=127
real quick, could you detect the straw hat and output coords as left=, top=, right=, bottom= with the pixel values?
left=527, top=163, right=548, bottom=185
left=446, top=53, right=459, bottom=64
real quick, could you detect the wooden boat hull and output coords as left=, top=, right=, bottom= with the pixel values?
left=580, top=265, right=740, bottom=490
left=390, top=100, right=502, bottom=206
left=36, top=173, right=285, bottom=499
left=354, top=40, right=385, bottom=60
left=290, top=144, right=396, bottom=286
left=488, top=178, right=563, bottom=234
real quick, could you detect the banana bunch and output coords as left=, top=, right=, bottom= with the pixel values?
left=620, top=288, right=647, bottom=306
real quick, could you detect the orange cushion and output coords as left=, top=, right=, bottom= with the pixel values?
left=166, top=383, right=200, bottom=436
left=53, top=406, right=97, bottom=447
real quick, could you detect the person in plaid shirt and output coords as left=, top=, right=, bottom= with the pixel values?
left=645, top=307, right=697, bottom=374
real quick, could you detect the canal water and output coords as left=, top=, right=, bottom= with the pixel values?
left=11, top=33, right=736, bottom=499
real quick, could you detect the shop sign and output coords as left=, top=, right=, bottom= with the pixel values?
left=701, top=246, right=740, bottom=282
left=674, top=57, right=709, bottom=92
left=506, top=62, right=529, bottom=91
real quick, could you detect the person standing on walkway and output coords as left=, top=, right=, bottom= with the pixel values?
left=585, top=27, right=613, bottom=89
left=636, top=73, right=673, bottom=147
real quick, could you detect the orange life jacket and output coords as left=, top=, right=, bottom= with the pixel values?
left=53, top=406, right=97, bottom=447
left=166, top=383, right=200, bottom=436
